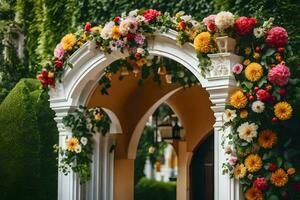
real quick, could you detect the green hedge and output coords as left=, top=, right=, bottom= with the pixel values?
left=0, top=78, right=57, bottom=200
left=135, top=178, right=176, bottom=200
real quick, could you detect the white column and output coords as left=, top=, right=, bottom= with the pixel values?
left=53, top=106, right=82, bottom=200
left=205, top=53, right=242, bottom=200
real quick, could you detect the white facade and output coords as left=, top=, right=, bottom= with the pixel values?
left=49, top=30, right=242, bottom=200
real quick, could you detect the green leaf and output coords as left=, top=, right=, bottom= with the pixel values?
left=263, top=48, right=276, bottom=59
left=242, top=81, right=253, bottom=90
left=276, top=157, right=282, bottom=168
left=269, top=195, right=279, bottom=200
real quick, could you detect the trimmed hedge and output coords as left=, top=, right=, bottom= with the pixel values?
left=135, top=178, right=176, bottom=200
left=0, top=78, right=57, bottom=200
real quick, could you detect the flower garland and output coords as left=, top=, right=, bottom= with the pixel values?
left=54, top=106, right=111, bottom=183
left=40, top=9, right=300, bottom=197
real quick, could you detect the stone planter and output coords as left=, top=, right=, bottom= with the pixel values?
left=215, top=36, right=236, bottom=53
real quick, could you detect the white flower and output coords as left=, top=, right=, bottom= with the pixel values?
left=253, top=27, right=265, bottom=38
left=80, top=137, right=88, bottom=146
left=251, top=100, right=265, bottom=113
left=75, top=145, right=82, bottom=153
left=237, top=122, right=258, bottom=143
left=215, top=11, right=234, bottom=30
left=136, top=15, right=145, bottom=23
left=137, top=47, right=145, bottom=55
left=101, top=21, right=114, bottom=39
left=223, top=109, right=237, bottom=122
left=129, top=9, right=138, bottom=17
left=119, top=18, right=138, bottom=35
left=180, top=15, right=192, bottom=22
left=190, top=20, right=200, bottom=28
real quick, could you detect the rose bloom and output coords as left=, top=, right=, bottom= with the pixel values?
left=256, top=89, right=271, bottom=102
left=234, top=16, right=257, bottom=36
left=54, top=43, right=65, bottom=60
left=143, top=9, right=160, bottom=23
left=232, top=63, right=243, bottom=74
left=266, top=26, right=288, bottom=48
left=268, top=64, right=291, bottom=86
left=215, top=11, right=235, bottom=30
left=253, top=177, right=268, bottom=190
left=203, top=15, right=216, bottom=32
left=228, top=156, right=238, bottom=166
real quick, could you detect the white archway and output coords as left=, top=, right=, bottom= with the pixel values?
left=49, top=30, right=242, bottom=200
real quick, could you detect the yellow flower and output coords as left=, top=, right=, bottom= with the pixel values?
left=234, top=164, right=247, bottom=179
left=274, top=102, right=293, bottom=120
left=95, top=113, right=102, bottom=121
left=287, top=168, right=296, bottom=176
left=253, top=52, right=260, bottom=59
left=244, top=154, right=263, bottom=173
left=91, top=26, right=102, bottom=34
left=66, top=137, right=79, bottom=152
left=240, top=110, right=248, bottom=118
left=245, top=47, right=251, bottom=55
left=105, top=72, right=112, bottom=80
left=61, top=33, right=77, bottom=51
left=136, top=58, right=147, bottom=67
left=176, top=11, right=185, bottom=18
left=112, top=26, right=121, bottom=40
left=194, top=32, right=211, bottom=53
left=258, top=130, right=277, bottom=149
left=243, top=59, right=251, bottom=66
left=244, top=187, right=264, bottom=200
left=48, top=71, right=55, bottom=78
left=230, top=91, right=248, bottom=109
left=245, top=62, right=263, bottom=82
left=271, top=168, right=288, bottom=187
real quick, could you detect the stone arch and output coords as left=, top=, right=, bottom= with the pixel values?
left=49, top=30, right=242, bottom=200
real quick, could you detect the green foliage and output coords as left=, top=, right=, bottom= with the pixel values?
left=0, top=78, right=57, bottom=200
left=135, top=177, right=176, bottom=200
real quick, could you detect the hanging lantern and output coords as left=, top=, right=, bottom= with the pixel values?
left=120, top=66, right=129, bottom=76
left=157, top=65, right=167, bottom=75
left=165, top=74, right=172, bottom=84
left=158, top=117, right=183, bottom=140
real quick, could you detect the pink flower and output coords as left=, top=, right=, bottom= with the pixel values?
left=54, top=43, right=65, bottom=60
left=143, top=9, right=161, bottom=23
left=203, top=15, right=216, bottom=32
left=256, top=89, right=271, bottom=102
left=266, top=27, right=288, bottom=48
left=268, top=64, right=291, bottom=86
left=234, top=17, right=257, bottom=36
left=134, top=34, right=145, bottom=45
left=253, top=177, right=268, bottom=190
left=232, top=63, right=243, bottom=74
left=228, top=156, right=237, bottom=166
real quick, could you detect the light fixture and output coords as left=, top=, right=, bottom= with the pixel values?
left=157, top=116, right=183, bottom=140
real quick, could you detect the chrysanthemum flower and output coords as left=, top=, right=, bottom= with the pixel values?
left=66, top=137, right=79, bottom=152
left=237, top=122, right=258, bottom=142
left=251, top=101, right=265, bottom=113
left=61, top=33, right=77, bottom=51
left=230, top=91, right=248, bottom=109
left=245, top=62, right=263, bottom=82
left=271, top=168, right=288, bottom=187
left=240, top=110, right=248, bottom=119
left=194, top=32, right=211, bottom=53
left=234, top=164, right=247, bottom=179
left=223, top=109, right=237, bottom=122
left=258, top=130, right=277, bottom=149
left=274, top=101, right=293, bottom=120
left=245, top=154, right=263, bottom=173
left=244, top=187, right=264, bottom=200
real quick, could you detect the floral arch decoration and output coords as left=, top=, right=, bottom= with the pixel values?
left=39, top=9, right=300, bottom=199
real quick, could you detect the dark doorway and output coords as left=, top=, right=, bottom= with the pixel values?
left=190, top=132, right=214, bottom=200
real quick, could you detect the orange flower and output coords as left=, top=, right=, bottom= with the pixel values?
left=287, top=168, right=296, bottom=176
left=230, top=91, right=248, bottom=109
left=271, top=168, right=288, bottom=187
left=240, top=110, right=248, bottom=118
left=66, top=137, right=79, bottom=152
left=258, top=130, right=277, bottom=149
left=244, top=154, right=263, bottom=173
left=244, top=187, right=264, bottom=200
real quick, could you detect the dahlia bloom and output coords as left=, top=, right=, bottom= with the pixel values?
left=268, top=64, right=290, bottom=86
left=271, top=168, right=289, bottom=187
left=237, top=122, right=258, bottom=143
left=253, top=177, right=268, bottom=190
left=134, top=34, right=145, bottom=45
left=143, top=9, right=160, bottom=23
left=54, top=43, right=65, bottom=60
left=203, top=15, right=216, bottom=32
left=245, top=187, right=264, bottom=200
left=234, top=17, right=257, bottom=36
left=256, top=89, right=271, bottom=102
left=215, top=11, right=235, bottom=31
left=61, top=33, right=77, bottom=51
left=245, top=154, right=263, bottom=173
left=194, top=32, right=211, bottom=53
left=232, top=63, right=243, bottom=74
left=266, top=26, right=288, bottom=48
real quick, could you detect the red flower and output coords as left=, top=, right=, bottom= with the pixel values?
left=179, top=21, right=186, bottom=30
left=55, top=60, right=63, bottom=69
left=41, top=69, right=48, bottom=78
left=114, top=16, right=121, bottom=24
left=207, top=22, right=216, bottom=32
left=143, top=9, right=161, bottom=23
left=47, top=78, right=55, bottom=86
left=294, top=182, right=300, bottom=191
left=266, top=27, right=288, bottom=48
left=126, top=33, right=135, bottom=41
left=268, top=163, right=277, bottom=172
left=256, top=89, right=271, bottom=102
left=277, top=89, right=286, bottom=97
left=234, top=17, right=257, bottom=36
left=134, top=53, right=141, bottom=60
left=84, top=22, right=92, bottom=32
left=253, top=177, right=268, bottom=190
